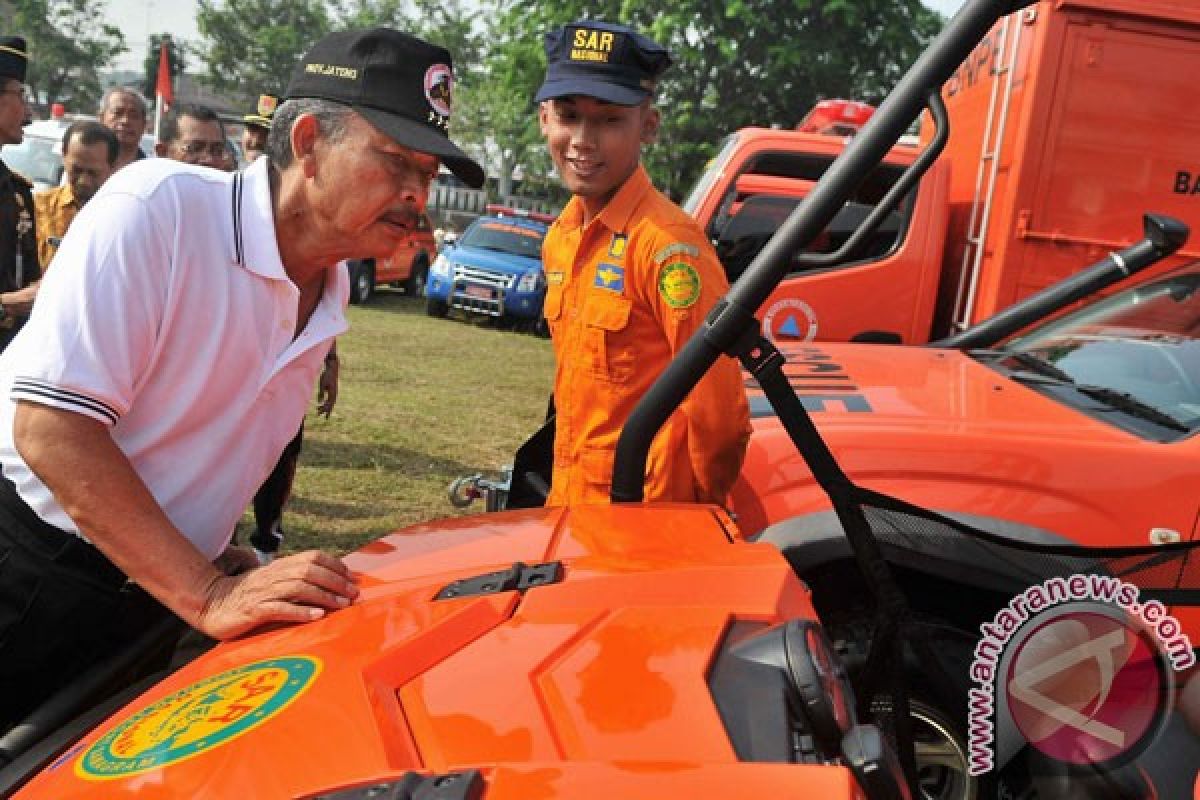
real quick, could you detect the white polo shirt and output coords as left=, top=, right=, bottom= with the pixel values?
left=0, top=157, right=349, bottom=560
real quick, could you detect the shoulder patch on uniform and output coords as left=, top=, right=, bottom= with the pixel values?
left=546, top=271, right=565, bottom=285
left=608, top=233, right=627, bottom=259
left=653, top=242, right=700, bottom=264
left=658, top=261, right=702, bottom=309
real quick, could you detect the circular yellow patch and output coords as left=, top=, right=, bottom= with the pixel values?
left=658, top=261, right=702, bottom=309
left=75, top=656, right=321, bottom=780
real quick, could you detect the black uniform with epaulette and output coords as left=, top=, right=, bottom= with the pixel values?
left=0, top=36, right=39, bottom=351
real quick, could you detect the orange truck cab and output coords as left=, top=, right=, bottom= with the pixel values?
left=6, top=2, right=1200, bottom=799
left=685, top=0, right=1200, bottom=344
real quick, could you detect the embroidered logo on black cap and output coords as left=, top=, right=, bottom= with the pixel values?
left=424, top=64, right=453, bottom=120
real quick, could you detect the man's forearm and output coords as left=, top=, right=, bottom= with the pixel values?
left=13, top=401, right=221, bottom=627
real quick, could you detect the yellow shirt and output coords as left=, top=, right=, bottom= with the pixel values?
left=542, top=164, right=751, bottom=506
left=33, top=184, right=80, bottom=271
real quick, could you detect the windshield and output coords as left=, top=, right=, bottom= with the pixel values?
left=681, top=133, right=739, bottom=215
left=1, top=135, right=61, bottom=188
left=998, top=263, right=1200, bottom=436
left=459, top=220, right=544, bottom=259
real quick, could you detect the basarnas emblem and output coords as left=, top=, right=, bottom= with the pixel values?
left=424, top=64, right=453, bottom=119
left=256, top=94, right=278, bottom=118
left=594, top=263, right=625, bottom=293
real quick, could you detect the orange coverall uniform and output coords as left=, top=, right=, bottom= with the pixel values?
left=542, top=164, right=751, bottom=506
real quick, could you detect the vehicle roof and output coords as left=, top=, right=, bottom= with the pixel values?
left=471, top=212, right=551, bottom=234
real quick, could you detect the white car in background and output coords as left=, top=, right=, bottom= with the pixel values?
left=1, top=117, right=155, bottom=190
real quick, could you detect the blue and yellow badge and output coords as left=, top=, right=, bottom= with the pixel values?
left=594, top=263, right=625, bottom=293
left=608, top=233, right=628, bottom=259
left=658, top=262, right=702, bottom=309
left=76, top=656, right=321, bottom=781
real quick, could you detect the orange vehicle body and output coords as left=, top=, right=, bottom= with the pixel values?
left=14, top=506, right=864, bottom=799
left=685, top=0, right=1200, bottom=344
left=347, top=213, right=439, bottom=303
left=727, top=337, right=1200, bottom=639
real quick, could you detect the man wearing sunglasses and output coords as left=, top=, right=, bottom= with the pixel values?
left=155, top=103, right=234, bottom=170
left=0, top=36, right=40, bottom=352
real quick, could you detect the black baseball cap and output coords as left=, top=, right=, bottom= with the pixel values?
left=535, top=21, right=671, bottom=106
left=286, top=28, right=484, bottom=188
left=0, top=36, right=28, bottom=83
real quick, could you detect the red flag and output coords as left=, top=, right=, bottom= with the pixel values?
left=153, top=40, right=173, bottom=140
left=155, top=40, right=173, bottom=110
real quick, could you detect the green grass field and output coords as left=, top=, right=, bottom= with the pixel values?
left=243, top=290, right=555, bottom=555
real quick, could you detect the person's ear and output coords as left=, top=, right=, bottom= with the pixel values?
left=538, top=101, right=551, bottom=136
left=291, top=114, right=320, bottom=177
left=640, top=105, right=660, bottom=145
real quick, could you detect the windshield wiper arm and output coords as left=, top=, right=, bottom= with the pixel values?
left=996, top=352, right=1191, bottom=433
left=1003, top=351, right=1076, bottom=383
left=1072, top=384, right=1191, bottom=433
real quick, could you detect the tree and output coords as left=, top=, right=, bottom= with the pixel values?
left=141, top=35, right=188, bottom=103
left=489, top=0, right=944, bottom=196
left=7, top=0, right=127, bottom=114
left=196, top=0, right=334, bottom=98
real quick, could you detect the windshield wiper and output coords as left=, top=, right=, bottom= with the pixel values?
left=1071, top=384, right=1191, bottom=433
left=1003, top=351, right=1076, bottom=383
left=997, top=352, right=1192, bottom=433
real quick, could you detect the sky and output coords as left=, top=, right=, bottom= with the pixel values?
left=102, top=0, right=971, bottom=72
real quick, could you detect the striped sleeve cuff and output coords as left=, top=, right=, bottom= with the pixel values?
left=11, top=378, right=121, bottom=425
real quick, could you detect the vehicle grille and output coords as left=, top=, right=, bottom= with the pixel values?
left=450, top=265, right=515, bottom=316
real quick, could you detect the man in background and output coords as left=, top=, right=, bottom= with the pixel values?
left=0, top=35, right=40, bottom=352
left=34, top=120, right=117, bottom=269
left=242, top=93, right=277, bottom=163
left=155, top=103, right=230, bottom=169
left=97, top=87, right=149, bottom=171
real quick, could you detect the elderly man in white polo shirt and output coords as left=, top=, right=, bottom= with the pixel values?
left=0, top=28, right=485, bottom=729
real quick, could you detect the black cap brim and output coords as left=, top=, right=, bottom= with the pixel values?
left=535, top=78, right=647, bottom=107
left=358, top=105, right=485, bottom=189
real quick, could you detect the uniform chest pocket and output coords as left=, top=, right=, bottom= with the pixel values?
left=583, top=294, right=635, bottom=383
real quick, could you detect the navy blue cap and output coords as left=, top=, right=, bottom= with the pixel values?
left=535, top=21, right=671, bottom=106
left=0, top=36, right=28, bottom=83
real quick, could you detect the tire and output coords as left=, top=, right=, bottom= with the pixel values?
left=827, top=612, right=1020, bottom=800
left=349, top=260, right=374, bottom=305
left=533, top=317, right=550, bottom=339
left=426, top=297, right=449, bottom=318
left=404, top=256, right=429, bottom=296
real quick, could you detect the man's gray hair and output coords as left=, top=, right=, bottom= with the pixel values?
left=97, top=86, right=148, bottom=119
left=266, top=98, right=354, bottom=168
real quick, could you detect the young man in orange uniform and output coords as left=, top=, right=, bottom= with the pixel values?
left=536, top=21, right=750, bottom=507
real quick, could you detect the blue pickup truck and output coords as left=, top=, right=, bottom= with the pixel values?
left=425, top=206, right=555, bottom=333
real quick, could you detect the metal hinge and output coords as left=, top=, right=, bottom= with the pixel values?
left=309, top=769, right=483, bottom=799
left=435, top=561, right=564, bottom=601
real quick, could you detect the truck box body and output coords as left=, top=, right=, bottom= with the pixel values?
left=685, top=0, right=1200, bottom=343
left=931, top=0, right=1200, bottom=334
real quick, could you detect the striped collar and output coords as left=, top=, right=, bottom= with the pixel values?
left=230, top=157, right=288, bottom=282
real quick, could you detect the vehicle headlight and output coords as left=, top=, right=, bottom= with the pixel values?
left=517, top=270, right=544, bottom=293
left=431, top=253, right=452, bottom=278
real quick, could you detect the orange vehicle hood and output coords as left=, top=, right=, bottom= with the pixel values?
left=733, top=342, right=1200, bottom=547
left=17, top=505, right=860, bottom=799
left=763, top=342, right=1129, bottom=440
